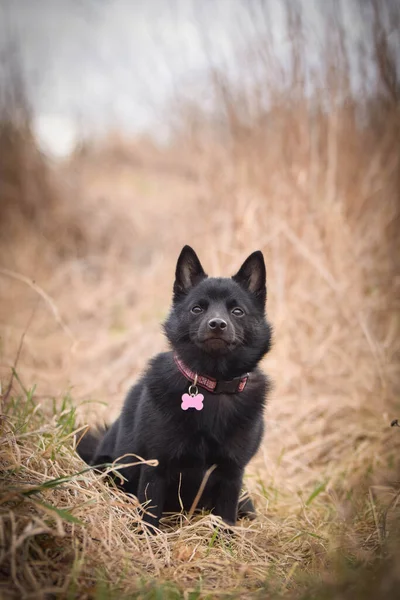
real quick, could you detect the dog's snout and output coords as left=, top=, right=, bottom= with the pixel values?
left=208, top=318, right=227, bottom=331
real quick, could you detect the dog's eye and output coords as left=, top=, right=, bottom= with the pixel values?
left=232, top=307, right=244, bottom=317
left=191, top=306, right=203, bottom=314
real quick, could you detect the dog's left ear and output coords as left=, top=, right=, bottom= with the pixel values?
left=232, top=251, right=266, bottom=305
left=174, top=245, right=207, bottom=300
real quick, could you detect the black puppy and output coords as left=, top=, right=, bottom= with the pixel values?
left=77, top=246, right=272, bottom=531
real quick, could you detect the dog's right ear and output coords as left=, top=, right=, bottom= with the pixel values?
left=173, top=245, right=207, bottom=300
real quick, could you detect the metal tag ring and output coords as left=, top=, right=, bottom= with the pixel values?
left=188, top=384, right=199, bottom=397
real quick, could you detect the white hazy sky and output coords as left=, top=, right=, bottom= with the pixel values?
left=1, top=0, right=368, bottom=155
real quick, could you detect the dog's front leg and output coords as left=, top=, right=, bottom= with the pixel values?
left=213, top=468, right=243, bottom=527
left=137, top=464, right=166, bottom=532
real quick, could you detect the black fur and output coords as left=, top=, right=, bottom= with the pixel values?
left=75, top=426, right=107, bottom=465
left=77, top=246, right=272, bottom=531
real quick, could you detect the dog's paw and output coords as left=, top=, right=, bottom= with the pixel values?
left=138, top=511, right=162, bottom=535
left=237, top=495, right=257, bottom=520
left=238, top=509, right=257, bottom=521
left=139, top=522, right=161, bottom=535
left=215, top=519, right=236, bottom=537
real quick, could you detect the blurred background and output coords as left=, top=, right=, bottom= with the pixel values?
left=1, top=0, right=400, bottom=595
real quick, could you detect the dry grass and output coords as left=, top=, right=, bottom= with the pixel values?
left=1, top=1, right=400, bottom=598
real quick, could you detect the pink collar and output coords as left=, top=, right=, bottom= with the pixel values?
left=174, top=354, right=249, bottom=394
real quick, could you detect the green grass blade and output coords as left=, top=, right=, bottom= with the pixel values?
left=33, top=499, right=83, bottom=525
left=306, top=482, right=327, bottom=506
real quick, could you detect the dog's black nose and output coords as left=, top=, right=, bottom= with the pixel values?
left=208, top=318, right=227, bottom=331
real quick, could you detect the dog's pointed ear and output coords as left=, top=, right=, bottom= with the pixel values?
left=174, top=246, right=207, bottom=300
left=232, top=251, right=266, bottom=305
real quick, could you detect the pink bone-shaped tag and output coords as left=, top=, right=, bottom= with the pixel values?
left=181, top=392, right=204, bottom=411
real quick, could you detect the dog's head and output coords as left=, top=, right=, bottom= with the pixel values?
left=164, top=246, right=272, bottom=377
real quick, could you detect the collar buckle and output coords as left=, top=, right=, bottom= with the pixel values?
left=213, top=375, right=249, bottom=394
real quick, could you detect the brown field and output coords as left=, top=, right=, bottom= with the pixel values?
left=1, top=3, right=400, bottom=598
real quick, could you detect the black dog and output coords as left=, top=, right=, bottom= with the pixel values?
left=77, top=246, right=272, bottom=531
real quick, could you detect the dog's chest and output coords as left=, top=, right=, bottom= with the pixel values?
left=172, top=427, right=223, bottom=468
left=171, top=393, right=240, bottom=464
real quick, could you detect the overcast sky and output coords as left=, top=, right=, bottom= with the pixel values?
left=1, top=0, right=369, bottom=155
